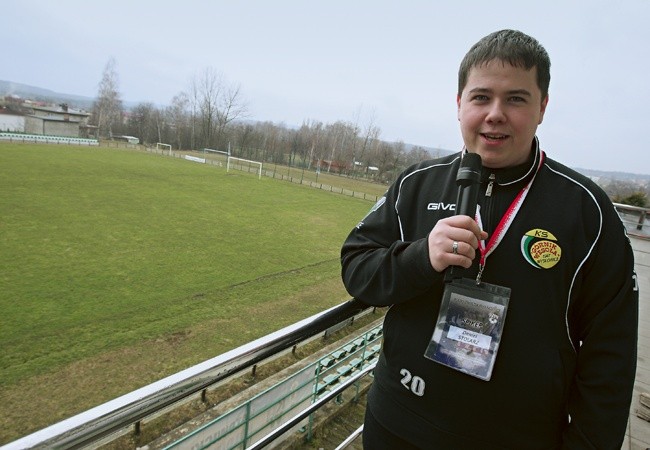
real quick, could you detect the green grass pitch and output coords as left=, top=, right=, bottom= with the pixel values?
left=0, top=142, right=373, bottom=442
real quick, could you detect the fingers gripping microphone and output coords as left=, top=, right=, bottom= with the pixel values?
left=445, top=152, right=482, bottom=281
left=455, top=152, right=482, bottom=218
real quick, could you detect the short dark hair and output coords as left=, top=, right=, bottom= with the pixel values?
left=458, top=29, right=551, bottom=100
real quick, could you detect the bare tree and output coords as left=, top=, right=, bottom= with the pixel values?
left=187, top=80, right=200, bottom=150
left=404, top=145, right=431, bottom=167
left=152, top=107, right=164, bottom=144
left=306, top=120, right=323, bottom=169
left=603, top=179, right=644, bottom=203
left=167, top=92, right=189, bottom=150
left=214, top=83, right=247, bottom=150
left=234, top=123, right=255, bottom=158
left=355, top=111, right=381, bottom=178
left=127, top=102, right=155, bottom=144
left=190, top=67, right=248, bottom=151
left=375, top=141, right=395, bottom=179
left=92, top=58, right=123, bottom=138
left=193, top=67, right=221, bottom=149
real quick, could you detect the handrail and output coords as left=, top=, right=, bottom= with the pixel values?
left=613, top=202, right=650, bottom=238
left=335, top=425, right=364, bottom=450
left=3, top=299, right=370, bottom=450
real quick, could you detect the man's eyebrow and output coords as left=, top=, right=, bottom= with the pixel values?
left=468, top=87, right=532, bottom=96
left=507, top=89, right=532, bottom=97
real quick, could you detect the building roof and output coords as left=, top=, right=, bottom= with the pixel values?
left=30, top=105, right=90, bottom=117
left=26, top=114, right=82, bottom=123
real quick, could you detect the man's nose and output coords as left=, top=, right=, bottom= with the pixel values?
left=485, top=100, right=506, bottom=123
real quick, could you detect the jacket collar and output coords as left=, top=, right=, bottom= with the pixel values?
left=462, top=136, right=541, bottom=186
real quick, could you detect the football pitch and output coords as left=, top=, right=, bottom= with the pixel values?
left=0, top=142, right=372, bottom=443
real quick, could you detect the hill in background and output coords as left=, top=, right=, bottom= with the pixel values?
left=574, top=167, right=650, bottom=185
left=0, top=80, right=96, bottom=110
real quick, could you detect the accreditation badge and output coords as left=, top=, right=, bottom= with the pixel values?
left=424, top=278, right=510, bottom=381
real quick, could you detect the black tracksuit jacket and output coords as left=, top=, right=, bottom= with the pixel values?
left=340, top=140, right=638, bottom=449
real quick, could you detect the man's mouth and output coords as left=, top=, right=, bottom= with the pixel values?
left=481, top=133, right=508, bottom=141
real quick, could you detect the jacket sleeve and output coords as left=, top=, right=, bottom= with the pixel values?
left=562, top=203, right=639, bottom=449
left=340, top=174, right=443, bottom=307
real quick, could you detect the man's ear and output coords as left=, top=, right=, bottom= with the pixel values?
left=457, top=94, right=462, bottom=121
left=538, top=95, right=549, bottom=125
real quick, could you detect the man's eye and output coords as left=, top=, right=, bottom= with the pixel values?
left=472, top=95, right=489, bottom=101
left=509, top=96, right=526, bottom=103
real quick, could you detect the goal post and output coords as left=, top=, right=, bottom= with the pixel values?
left=201, top=148, right=230, bottom=167
left=202, top=148, right=230, bottom=156
left=156, top=142, right=172, bottom=156
left=227, top=156, right=263, bottom=179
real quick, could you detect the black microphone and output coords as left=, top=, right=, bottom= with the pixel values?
left=446, top=152, right=482, bottom=281
left=455, top=152, right=482, bottom=217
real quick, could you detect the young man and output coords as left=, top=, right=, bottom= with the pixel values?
left=341, top=29, right=638, bottom=449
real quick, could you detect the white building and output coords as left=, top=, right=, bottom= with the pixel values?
left=0, top=108, right=25, bottom=132
left=0, top=98, right=95, bottom=138
left=24, top=104, right=91, bottom=138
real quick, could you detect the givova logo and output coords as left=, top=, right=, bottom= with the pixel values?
left=521, top=229, right=562, bottom=269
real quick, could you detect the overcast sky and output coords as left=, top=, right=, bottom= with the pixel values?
left=4, top=0, right=650, bottom=175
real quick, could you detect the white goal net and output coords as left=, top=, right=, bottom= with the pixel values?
left=227, top=156, right=263, bottom=179
left=156, top=142, right=172, bottom=155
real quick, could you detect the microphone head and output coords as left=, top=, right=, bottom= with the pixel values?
left=457, top=152, right=482, bottom=186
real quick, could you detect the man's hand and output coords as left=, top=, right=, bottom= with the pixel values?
left=427, top=215, right=488, bottom=272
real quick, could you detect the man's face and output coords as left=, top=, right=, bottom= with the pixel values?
left=457, top=60, right=548, bottom=169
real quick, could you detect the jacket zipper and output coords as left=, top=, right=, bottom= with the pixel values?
left=485, top=173, right=495, bottom=197
left=476, top=173, right=496, bottom=282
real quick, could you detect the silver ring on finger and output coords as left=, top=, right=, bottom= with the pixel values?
left=452, top=241, right=459, bottom=255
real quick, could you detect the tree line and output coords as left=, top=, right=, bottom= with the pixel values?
left=89, top=58, right=649, bottom=203
left=90, top=58, right=439, bottom=184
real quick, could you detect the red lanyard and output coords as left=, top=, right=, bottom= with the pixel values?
left=475, top=151, right=545, bottom=284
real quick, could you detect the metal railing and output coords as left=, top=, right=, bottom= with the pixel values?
left=165, top=326, right=381, bottom=449
left=247, top=365, right=375, bottom=450
left=614, top=202, right=650, bottom=239
left=3, top=299, right=371, bottom=450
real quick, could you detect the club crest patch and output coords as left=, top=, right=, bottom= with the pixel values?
left=521, top=229, right=561, bottom=269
